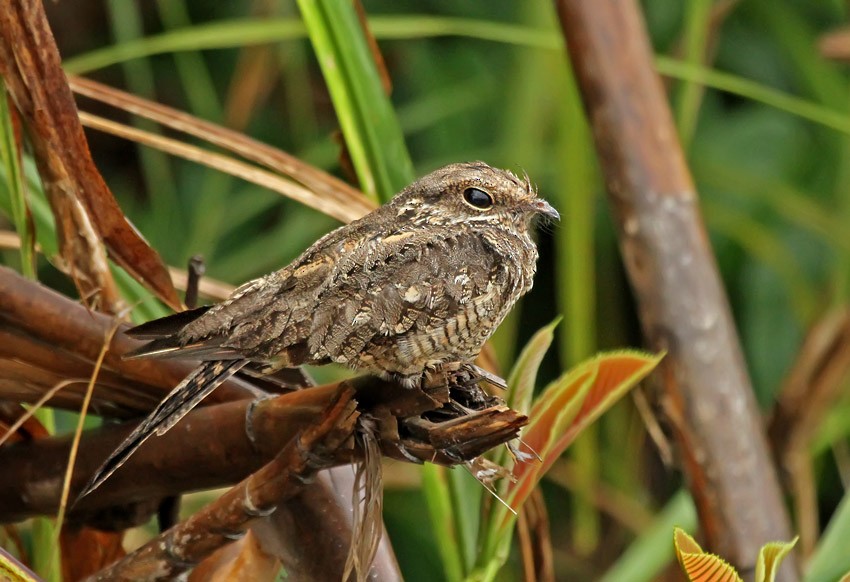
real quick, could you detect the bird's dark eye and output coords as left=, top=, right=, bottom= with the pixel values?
left=463, top=187, right=493, bottom=210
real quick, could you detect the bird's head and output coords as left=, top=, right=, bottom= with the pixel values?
left=389, top=162, right=559, bottom=231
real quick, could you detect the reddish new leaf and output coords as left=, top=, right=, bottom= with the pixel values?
left=505, top=351, right=662, bottom=520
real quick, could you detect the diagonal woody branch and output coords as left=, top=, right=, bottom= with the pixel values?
left=83, top=388, right=360, bottom=582
left=555, top=0, right=797, bottom=578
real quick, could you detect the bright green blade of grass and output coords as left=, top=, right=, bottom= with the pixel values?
left=295, top=0, right=413, bottom=202
left=805, top=490, right=850, bottom=582
left=673, top=0, right=714, bottom=148
left=0, top=79, right=35, bottom=278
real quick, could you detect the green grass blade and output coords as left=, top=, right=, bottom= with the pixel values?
left=64, top=16, right=850, bottom=139
left=421, top=466, right=465, bottom=582
left=295, top=0, right=413, bottom=201
left=805, top=491, right=850, bottom=582
left=654, top=57, right=850, bottom=136
left=0, top=79, right=35, bottom=277
left=673, top=0, right=714, bottom=148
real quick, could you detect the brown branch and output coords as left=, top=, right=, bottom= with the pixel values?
left=769, top=308, right=850, bottom=557
left=0, top=266, right=257, bottom=415
left=252, top=468, right=403, bottom=582
left=555, top=0, right=797, bottom=578
left=0, top=357, right=525, bottom=527
left=0, top=382, right=346, bottom=524
left=0, top=0, right=180, bottom=311
left=83, top=387, right=359, bottom=581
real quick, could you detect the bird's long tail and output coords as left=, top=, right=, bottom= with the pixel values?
left=77, top=359, right=248, bottom=500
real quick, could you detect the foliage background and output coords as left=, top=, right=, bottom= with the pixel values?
left=2, top=0, right=850, bottom=580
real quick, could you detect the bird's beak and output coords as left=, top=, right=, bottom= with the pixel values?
left=530, top=198, right=560, bottom=221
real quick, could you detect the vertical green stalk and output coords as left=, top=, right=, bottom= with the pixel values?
left=30, top=410, right=59, bottom=582
left=556, top=63, right=599, bottom=556
left=421, top=467, right=465, bottom=582
left=154, top=0, right=234, bottom=258
left=674, top=0, right=713, bottom=148
left=0, top=79, right=35, bottom=278
left=105, top=0, right=180, bottom=248
left=295, top=0, right=413, bottom=202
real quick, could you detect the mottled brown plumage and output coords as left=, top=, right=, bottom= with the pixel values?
left=80, top=162, right=558, bottom=498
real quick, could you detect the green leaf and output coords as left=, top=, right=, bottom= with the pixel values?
left=504, top=317, right=560, bottom=414
left=64, top=17, right=850, bottom=138
left=506, top=351, right=663, bottom=516
left=295, top=1, right=413, bottom=201
left=476, top=351, right=663, bottom=576
left=755, top=537, right=798, bottom=582
left=806, top=491, right=850, bottom=582
left=0, top=79, right=35, bottom=278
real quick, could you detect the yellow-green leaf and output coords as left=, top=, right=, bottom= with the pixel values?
left=674, top=528, right=743, bottom=582
left=755, top=537, right=798, bottom=582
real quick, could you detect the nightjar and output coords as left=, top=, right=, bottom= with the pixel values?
left=81, top=161, right=558, bottom=497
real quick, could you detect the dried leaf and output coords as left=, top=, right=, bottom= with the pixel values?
left=189, top=530, right=280, bottom=582
left=61, top=528, right=125, bottom=582
left=69, top=76, right=375, bottom=223
left=0, top=2, right=180, bottom=311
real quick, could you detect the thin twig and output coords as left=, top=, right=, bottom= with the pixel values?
left=0, top=379, right=83, bottom=449
left=52, top=319, right=123, bottom=558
